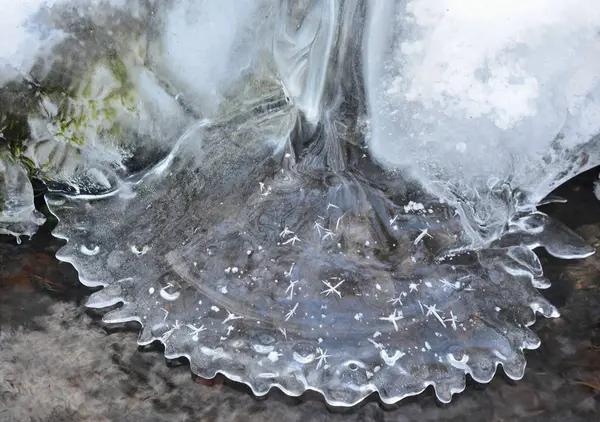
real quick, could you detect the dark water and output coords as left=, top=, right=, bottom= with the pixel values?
left=0, top=169, right=599, bottom=422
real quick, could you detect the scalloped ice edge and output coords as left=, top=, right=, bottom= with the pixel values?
left=44, top=168, right=595, bottom=405
left=45, top=183, right=583, bottom=405
left=98, top=292, right=543, bottom=407
left=74, top=288, right=541, bottom=407
left=48, top=223, right=557, bottom=407
left=109, top=300, right=543, bottom=406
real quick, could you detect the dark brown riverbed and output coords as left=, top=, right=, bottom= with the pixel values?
left=1, top=170, right=599, bottom=422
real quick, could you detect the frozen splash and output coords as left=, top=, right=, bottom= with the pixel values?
left=47, top=144, right=595, bottom=405
left=2, top=0, right=599, bottom=406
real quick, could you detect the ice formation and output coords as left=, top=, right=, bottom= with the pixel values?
left=0, top=157, right=45, bottom=238
left=0, top=0, right=189, bottom=234
left=367, top=1, right=600, bottom=189
left=2, top=0, right=600, bottom=406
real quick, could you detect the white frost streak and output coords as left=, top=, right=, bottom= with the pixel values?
left=321, top=279, right=345, bottom=298
left=413, top=228, right=431, bottom=245
left=424, top=303, right=446, bottom=328
left=379, top=309, right=403, bottom=331
left=285, top=303, right=299, bottom=321
left=380, top=349, right=406, bottom=366
left=159, top=283, right=180, bottom=301
left=221, top=310, right=243, bottom=324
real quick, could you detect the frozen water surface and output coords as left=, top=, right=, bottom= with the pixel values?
left=1, top=0, right=599, bottom=406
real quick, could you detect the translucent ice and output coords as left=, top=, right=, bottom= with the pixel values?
left=147, top=0, right=278, bottom=119
left=0, top=157, right=45, bottom=238
left=0, top=0, right=64, bottom=86
left=0, top=0, right=191, bottom=194
left=47, top=118, right=593, bottom=405
left=0, top=0, right=597, bottom=407
left=365, top=0, right=600, bottom=205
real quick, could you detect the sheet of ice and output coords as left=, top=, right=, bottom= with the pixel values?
left=0, top=0, right=596, bottom=408
left=365, top=0, right=600, bottom=204
left=46, top=115, right=593, bottom=406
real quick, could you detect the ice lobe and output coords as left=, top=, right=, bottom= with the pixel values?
left=0, top=158, right=45, bottom=239
left=365, top=0, right=600, bottom=204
